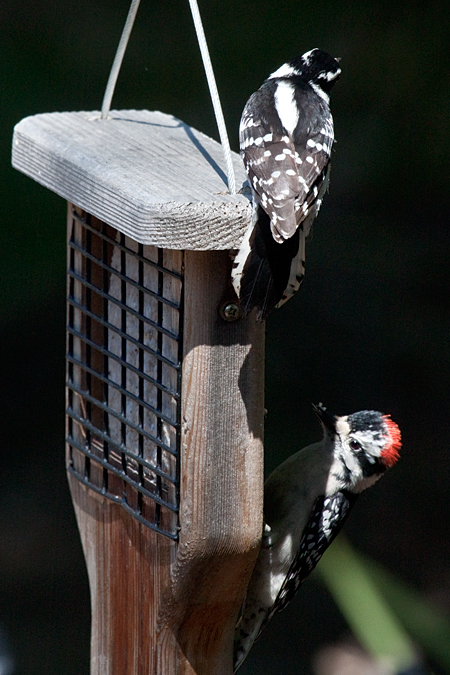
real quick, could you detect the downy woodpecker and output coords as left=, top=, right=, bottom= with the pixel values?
left=234, top=404, right=401, bottom=670
left=231, top=49, right=341, bottom=320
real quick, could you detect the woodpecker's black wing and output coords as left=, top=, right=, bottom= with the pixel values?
left=260, top=491, right=357, bottom=632
left=239, top=85, right=334, bottom=243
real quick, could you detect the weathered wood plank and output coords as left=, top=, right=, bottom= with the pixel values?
left=163, top=250, right=265, bottom=675
left=12, top=110, right=251, bottom=249
left=68, top=475, right=177, bottom=675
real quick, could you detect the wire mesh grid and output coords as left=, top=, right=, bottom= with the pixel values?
left=66, top=209, right=183, bottom=539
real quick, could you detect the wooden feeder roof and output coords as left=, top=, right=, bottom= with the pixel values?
left=12, top=109, right=250, bottom=250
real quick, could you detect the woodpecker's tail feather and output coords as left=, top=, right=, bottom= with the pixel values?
left=232, top=205, right=301, bottom=321
left=234, top=610, right=266, bottom=672
left=234, top=219, right=279, bottom=320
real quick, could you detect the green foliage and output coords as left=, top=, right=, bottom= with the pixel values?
left=319, top=537, right=417, bottom=670
left=319, top=537, right=450, bottom=673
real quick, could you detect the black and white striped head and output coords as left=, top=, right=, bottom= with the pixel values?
left=313, top=404, right=402, bottom=494
left=269, top=48, right=341, bottom=99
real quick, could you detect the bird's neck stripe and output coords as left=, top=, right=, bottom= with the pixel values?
left=274, top=81, right=299, bottom=134
left=269, top=63, right=298, bottom=79
left=309, top=81, right=330, bottom=104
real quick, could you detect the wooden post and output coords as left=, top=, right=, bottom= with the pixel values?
left=12, top=110, right=264, bottom=674
left=171, top=249, right=264, bottom=673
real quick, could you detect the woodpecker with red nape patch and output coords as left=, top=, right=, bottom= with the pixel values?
left=233, top=404, right=401, bottom=671
left=232, top=48, right=341, bottom=320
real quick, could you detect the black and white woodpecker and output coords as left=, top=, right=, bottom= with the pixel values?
left=233, top=405, right=402, bottom=671
left=232, top=49, right=341, bottom=320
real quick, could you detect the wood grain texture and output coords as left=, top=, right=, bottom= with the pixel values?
left=68, top=476, right=177, bottom=675
left=12, top=110, right=251, bottom=249
left=164, top=250, right=265, bottom=674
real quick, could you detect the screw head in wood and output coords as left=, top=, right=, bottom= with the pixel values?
left=220, top=301, right=241, bottom=322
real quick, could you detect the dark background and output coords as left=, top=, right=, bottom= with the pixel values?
left=1, top=1, right=450, bottom=673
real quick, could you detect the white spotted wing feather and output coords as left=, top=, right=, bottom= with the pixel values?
left=239, top=82, right=334, bottom=244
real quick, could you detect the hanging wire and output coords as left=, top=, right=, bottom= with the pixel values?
left=101, top=0, right=142, bottom=119
left=100, top=0, right=236, bottom=194
left=187, top=0, right=236, bottom=195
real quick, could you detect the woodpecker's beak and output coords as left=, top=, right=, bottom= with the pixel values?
left=312, top=403, right=337, bottom=433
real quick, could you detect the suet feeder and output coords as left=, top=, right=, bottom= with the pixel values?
left=12, top=105, right=265, bottom=672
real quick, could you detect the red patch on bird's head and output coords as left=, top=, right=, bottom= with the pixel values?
left=381, top=416, right=402, bottom=467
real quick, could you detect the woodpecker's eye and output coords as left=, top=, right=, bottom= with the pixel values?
left=349, top=439, right=362, bottom=451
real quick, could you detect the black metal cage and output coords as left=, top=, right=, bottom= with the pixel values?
left=65, top=209, right=183, bottom=539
